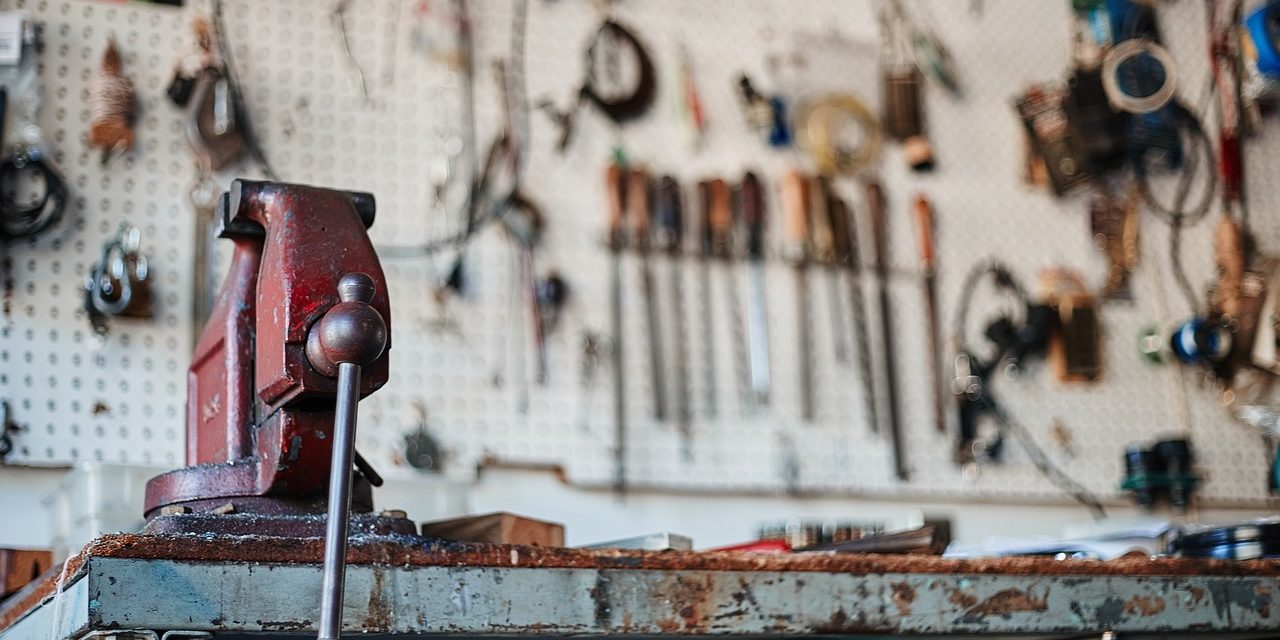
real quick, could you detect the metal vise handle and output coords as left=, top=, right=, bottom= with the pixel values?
left=307, top=273, right=388, bottom=640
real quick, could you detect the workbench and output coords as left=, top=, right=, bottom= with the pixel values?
left=0, top=534, right=1276, bottom=639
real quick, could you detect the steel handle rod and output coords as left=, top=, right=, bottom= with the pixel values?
left=318, top=361, right=361, bottom=640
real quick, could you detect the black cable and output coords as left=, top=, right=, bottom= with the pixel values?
left=378, top=0, right=531, bottom=259
left=0, top=147, right=67, bottom=240
left=1168, top=216, right=1200, bottom=311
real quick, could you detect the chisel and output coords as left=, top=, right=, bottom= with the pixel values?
left=828, top=194, right=878, bottom=433
left=913, top=194, right=945, bottom=434
left=656, top=176, right=692, bottom=457
left=629, top=168, right=668, bottom=422
left=809, top=177, right=850, bottom=364
left=708, top=178, right=748, bottom=411
left=867, top=181, right=908, bottom=480
left=605, top=163, right=628, bottom=493
left=741, top=171, right=771, bottom=409
left=781, top=171, right=814, bottom=422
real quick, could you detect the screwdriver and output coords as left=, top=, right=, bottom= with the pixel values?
left=828, top=194, right=878, bottom=434
left=629, top=168, right=668, bottom=422
left=740, top=171, right=771, bottom=409
left=708, top=178, right=748, bottom=411
left=781, top=170, right=814, bottom=422
left=697, top=180, right=719, bottom=419
left=867, top=181, right=908, bottom=480
left=913, top=194, right=945, bottom=434
left=656, top=176, right=692, bottom=457
left=605, top=163, right=628, bottom=494
left=809, top=177, right=850, bottom=365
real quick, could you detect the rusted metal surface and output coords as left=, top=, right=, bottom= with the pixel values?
left=1, top=542, right=1279, bottom=639
left=145, top=180, right=390, bottom=516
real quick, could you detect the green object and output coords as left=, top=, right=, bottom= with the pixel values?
left=1072, top=0, right=1103, bottom=10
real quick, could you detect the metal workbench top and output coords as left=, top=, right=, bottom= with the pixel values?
left=1, top=533, right=1278, bottom=639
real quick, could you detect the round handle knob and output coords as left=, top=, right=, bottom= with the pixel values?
left=306, top=273, right=388, bottom=377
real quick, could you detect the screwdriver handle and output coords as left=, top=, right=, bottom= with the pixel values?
left=606, top=164, right=627, bottom=251
left=866, top=181, right=888, bottom=267
left=708, top=178, right=734, bottom=259
left=913, top=193, right=935, bottom=270
left=740, top=171, right=765, bottom=259
left=628, top=169, right=651, bottom=253
left=781, top=170, right=810, bottom=261
left=809, top=176, right=835, bottom=263
left=697, top=180, right=714, bottom=258
left=828, top=190, right=853, bottom=265
left=655, top=175, right=683, bottom=256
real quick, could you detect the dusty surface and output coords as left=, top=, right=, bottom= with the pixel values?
left=4, top=531, right=1280, bottom=634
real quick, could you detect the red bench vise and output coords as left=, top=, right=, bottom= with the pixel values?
left=143, top=180, right=412, bottom=537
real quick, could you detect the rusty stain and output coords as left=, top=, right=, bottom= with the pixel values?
left=363, top=566, right=391, bottom=629
left=91, top=402, right=110, bottom=416
left=656, top=618, right=680, bottom=633
left=890, top=581, right=916, bottom=616
left=1125, top=595, right=1166, bottom=616
left=948, top=588, right=979, bottom=609
left=961, top=588, right=1049, bottom=621
left=1189, top=586, right=1206, bottom=606
left=671, top=573, right=713, bottom=630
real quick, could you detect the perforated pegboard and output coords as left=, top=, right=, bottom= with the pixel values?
left=1, top=0, right=1277, bottom=508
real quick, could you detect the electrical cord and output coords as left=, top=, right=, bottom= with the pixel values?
left=378, top=0, right=531, bottom=258
left=0, top=146, right=67, bottom=240
left=952, top=260, right=1107, bottom=519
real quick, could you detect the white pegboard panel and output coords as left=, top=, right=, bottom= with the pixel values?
left=0, top=0, right=1275, bottom=508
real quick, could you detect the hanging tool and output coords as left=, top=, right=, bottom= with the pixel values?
left=500, top=195, right=546, bottom=385
left=913, top=194, right=944, bottom=434
left=782, top=171, right=814, bottom=422
left=542, top=18, right=656, bottom=152
left=83, top=224, right=152, bottom=339
left=741, top=171, right=771, bottom=409
left=829, top=193, right=878, bottom=433
left=867, top=181, right=907, bottom=479
left=629, top=168, right=667, bottom=422
left=697, top=180, right=719, bottom=418
left=709, top=178, right=748, bottom=411
left=655, top=176, right=691, bottom=456
left=605, top=164, right=628, bottom=493
left=87, top=38, right=137, bottom=162
left=810, top=177, right=849, bottom=364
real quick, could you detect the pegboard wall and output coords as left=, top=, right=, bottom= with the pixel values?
left=2, top=0, right=1279, bottom=509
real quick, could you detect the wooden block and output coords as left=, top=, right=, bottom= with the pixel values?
left=420, top=512, right=564, bottom=547
left=0, top=549, right=53, bottom=599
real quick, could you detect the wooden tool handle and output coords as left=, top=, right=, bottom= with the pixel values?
left=865, top=180, right=888, bottom=261
left=605, top=164, right=626, bottom=249
left=828, top=193, right=852, bottom=264
left=740, top=171, right=765, bottom=258
left=711, top=177, right=732, bottom=244
left=809, top=177, right=835, bottom=263
left=628, top=169, right=651, bottom=248
left=913, top=194, right=935, bottom=269
left=781, top=170, right=810, bottom=254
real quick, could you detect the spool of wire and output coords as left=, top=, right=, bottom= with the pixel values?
left=1169, top=316, right=1232, bottom=365
left=796, top=94, right=882, bottom=176
left=1101, top=38, right=1177, bottom=114
left=87, top=39, right=137, bottom=159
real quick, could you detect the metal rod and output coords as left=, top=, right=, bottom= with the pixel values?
left=318, top=361, right=361, bottom=640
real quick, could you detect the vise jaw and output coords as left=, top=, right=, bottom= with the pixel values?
left=144, top=180, right=395, bottom=527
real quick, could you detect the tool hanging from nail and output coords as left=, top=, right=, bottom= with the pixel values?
left=867, top=182, right=907, bottom=479
left=696, top=180, right=720, bottom=418
left=880, top=1, right=935, bottom=172
left=912, top=194, right=945, bottom=434
left=809, top=176, right=849, bottom=365
left=628, top=168, right=668, bottom=422
left=83, top=224, right=152, bottom=340
left=709, top=178, right=749, bottom=412
left=542, top=18, right=656, bottom=152
left=782, top=171, right=814, bottom=422
left=86, top=38, right=137, bottom=164
left=605, top=163, right=628, bottom=493
left=828, top=193, right=878, bottom=433
left=655, top=176, right=692, bottom=457
left=499, top=194, right=547, bottom=386
left=737, top=74, right=792, bottom=148
left=0, top=12, right=67, bottom=243
left=741, top=171, right=772, bottom=411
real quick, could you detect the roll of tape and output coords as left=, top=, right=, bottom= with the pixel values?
left=1101, top=38, right=1177, bottom=114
